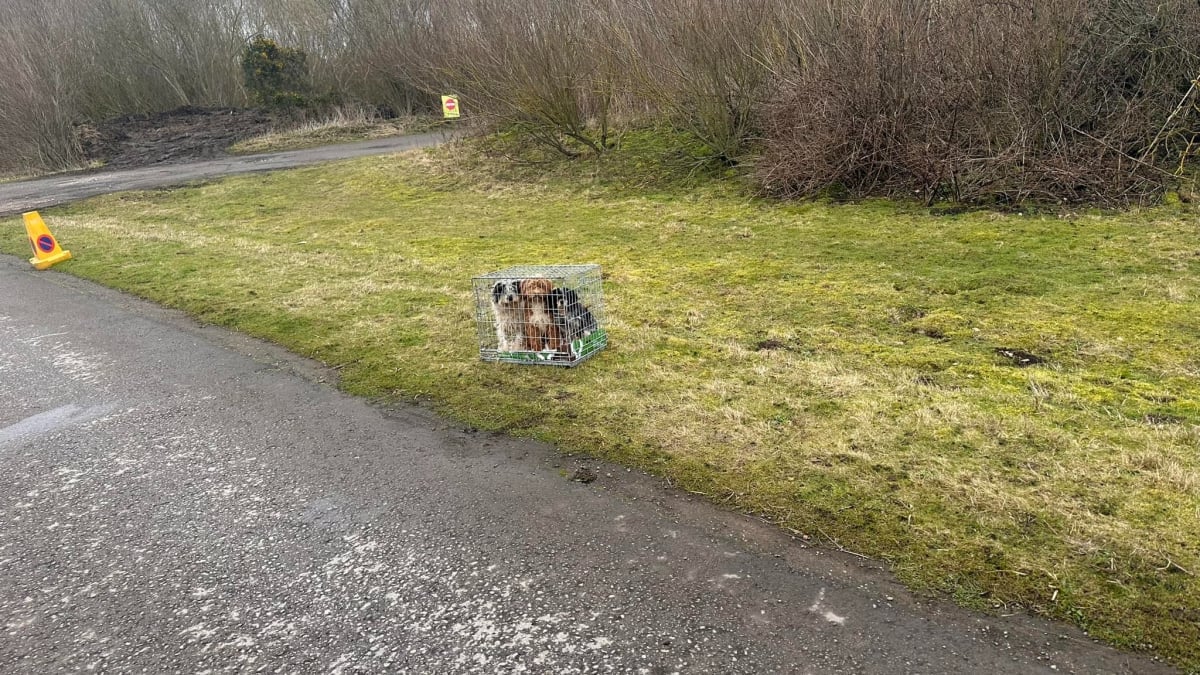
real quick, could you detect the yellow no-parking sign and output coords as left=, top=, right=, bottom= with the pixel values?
left=441, top=95, right=461, bottom=119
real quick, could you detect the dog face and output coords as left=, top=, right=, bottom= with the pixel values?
left=551, top=287, right=587, bottom=320
left=521, top=277, right=554, bottom=306
left=492, top=280, right=521, bottom=308
left=549, top=288, right=567, bottom=317
left=548, top=286, right=597, bottom=345
left=553, top=287, right=579, bottom=312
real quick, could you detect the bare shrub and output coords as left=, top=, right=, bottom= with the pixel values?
left=0, top=0, right=250, bottom=173
left=758, top=0, right=1200, bottom=205
left=609, top=0, right=788, bottom=164
left=253, top=0, right=433, bottom=115
left=407, top=0, right=619, bottom=156
left=328, top=0, right=435, bottom=115
left=0, top=0, right=89, bottom=171
left=80, top=0, right=247, bottom=112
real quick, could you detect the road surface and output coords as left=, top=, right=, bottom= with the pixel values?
left=0, top=258, right=1173, bottom=673
left=0, top=132, right=454, bottom=218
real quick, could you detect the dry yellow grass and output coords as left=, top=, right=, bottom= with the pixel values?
left=228, top=112, right=437, bottom=155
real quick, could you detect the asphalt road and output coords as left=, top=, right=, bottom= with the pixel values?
left=0, top=132, right=454, bottom=218
left=0, top=259, right=1175, bottom=674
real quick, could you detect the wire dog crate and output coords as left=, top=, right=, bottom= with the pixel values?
left=473, top=264, right=608, bottom=367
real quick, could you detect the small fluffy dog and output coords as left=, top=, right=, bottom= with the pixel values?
left=491, top=279, right=525, bottom=351
left=550, top=286, right=598, bottom=353
left=521, top=277, right=563, bottom=352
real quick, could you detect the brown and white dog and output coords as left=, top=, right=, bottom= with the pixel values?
left=491, top=279, right=525, bottom=351
left=520, top=277, right=563, bottom=352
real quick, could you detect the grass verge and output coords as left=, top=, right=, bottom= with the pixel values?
left=227, top=113, right=440, bottom=155
left=3, top=133, right=1198, bottom=669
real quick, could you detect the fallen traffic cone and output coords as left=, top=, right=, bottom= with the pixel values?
left=23, top=211, right=72, bottom=270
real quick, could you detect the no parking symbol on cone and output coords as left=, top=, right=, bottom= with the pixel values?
left=23, top=211, right=72, bottom=270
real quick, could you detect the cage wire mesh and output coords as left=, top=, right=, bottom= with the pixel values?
left=473, top=265, right=608, bottom=367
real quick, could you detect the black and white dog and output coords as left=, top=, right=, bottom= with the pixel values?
left=550, top=286, right=598, bottom=353
left=491, top=280, right=525, bottom=351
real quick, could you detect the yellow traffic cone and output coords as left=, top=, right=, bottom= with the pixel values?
left=23, top=211, right=72, bottom=270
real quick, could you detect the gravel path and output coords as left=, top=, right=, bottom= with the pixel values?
left=0, top=132, right=454, bottom=218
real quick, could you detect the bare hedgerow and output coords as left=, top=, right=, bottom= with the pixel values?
left=607, top=0, right=789, bottom=165
left=254, top=0, right=434, bottom=115
left=3, top=0, right=1197, bottom=205
left=758, top=0, right=1200, bottom=206
left=0, top=0, right=249, bottom=173
left=405, top=0, right=620, bottom=157
left=0, top=0, right=434, bottom=174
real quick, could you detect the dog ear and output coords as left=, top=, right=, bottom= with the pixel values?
left=492, top=282, right=503, bottom=303
left=513, top=279, right=522, bottom=295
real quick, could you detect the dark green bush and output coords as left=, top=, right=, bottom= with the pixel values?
left=241, top=36, right=310, bottom=108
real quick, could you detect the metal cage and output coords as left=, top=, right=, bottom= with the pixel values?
left=472, top=264, right=608, bottom=367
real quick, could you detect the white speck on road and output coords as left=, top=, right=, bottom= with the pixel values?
left=0, top=404, right=114, bottom=446
left=809, top=588, right=847, bottom=626
left=823, top=611, right=846, bottom=625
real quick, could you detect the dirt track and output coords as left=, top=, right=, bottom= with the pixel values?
left=77, top=106, right=282, bottom=169
left=0, top=132, right=454, bottom=218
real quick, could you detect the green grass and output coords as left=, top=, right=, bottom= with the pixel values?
left=4, top=133, right=1198, bottom=669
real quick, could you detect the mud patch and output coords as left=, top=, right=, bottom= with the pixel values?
left=77, top=106, right=285, bottom=169
left=570, top=466, right=598, bottom=484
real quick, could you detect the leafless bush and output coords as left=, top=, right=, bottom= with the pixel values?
left=404, top=0, right=619, bottom=157
left=255, top=0, right=433, bottom=115
left=609, top=0, right=789, bottom=164
left=330, top=0, right=434, bottom=115
left=0, top=1, right=88, bottom=171
left=0, top=0, right=251, bottom=173
left=80, top=0, right=247, bottom=111
left=758, top=0, right=1200, bottom=205
left=0, top=0, right=434, bottom=174
left=399, top=0, right=788, bottom=161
